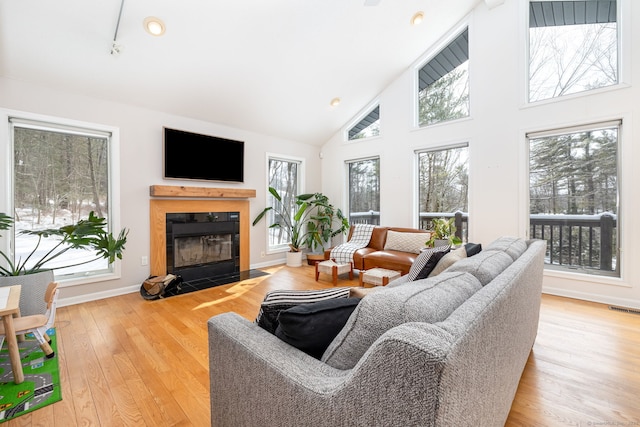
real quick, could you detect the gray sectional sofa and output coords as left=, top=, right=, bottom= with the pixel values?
left=208, top=237, right=546, bottom=426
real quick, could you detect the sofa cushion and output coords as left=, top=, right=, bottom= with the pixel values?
left=484, top=236, right=527, bottom=261
left=274, top=298, right=361, bottom=359
left=444, top=250, right=513, bottom=286
left=429, top=246, right=467, bottom=277
left=321, top=271, right=482, bottom=369
left=256, top=287, right=351, bottom=334
left=405, top=245, right=451, bottom=281
left=383, top=230, right=431, bottom=254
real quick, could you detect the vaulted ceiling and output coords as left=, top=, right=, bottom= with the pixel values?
left=0, top=0, right=483, bottom=145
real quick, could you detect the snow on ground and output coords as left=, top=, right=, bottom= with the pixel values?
left=12, top=208, right=108, bottom=276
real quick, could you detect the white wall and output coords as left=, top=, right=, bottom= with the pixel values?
left=321, top=0, right=640, bottom=309
left=0, top=77, right=320, bottom=306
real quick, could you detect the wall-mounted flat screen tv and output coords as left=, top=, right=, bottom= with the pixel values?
left=163, top=127, right=244, bottom=183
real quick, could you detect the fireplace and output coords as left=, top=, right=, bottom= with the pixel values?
left=149, top=196, right=251, bottom=282
left=166, top=212, right=240, bottom=282
left=149, top=189, right=264, bottom=295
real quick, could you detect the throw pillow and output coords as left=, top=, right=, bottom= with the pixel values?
left=275, top=298, right=361, bottom=359
left=428, top=246, right=467, bottom=277
left=383, top=230, right=430, bottom=254
left=414, top=249, right=449, bottom=280
left=465, top=243, right=482, bottom=257
left=256, top=287, right=351, bottom=334
left=405, top=245, right=451, bottom=281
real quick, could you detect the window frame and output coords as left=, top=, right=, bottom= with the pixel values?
left=526, top=0, right=621, bottom=104
left=345, top=156, right=380, bottom=226
left=265, top=153, right=305, bottom=254
left=414, top=143, right=469, bottom=234
left=2, top=111, right=122, bottom=287
left=525, top=119, right=622, bottom=278
left=345, top=103, right=381, bottom=142
left=415, top=24, right=470, bottom=128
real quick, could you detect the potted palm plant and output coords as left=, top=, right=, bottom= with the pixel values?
left=426, top=217, right=462, bottom=247
left=0, top=211, right=128, bottom=315
left=303, top=193, right=349, bottom=265
left=252, top=187, right=348, bottom=267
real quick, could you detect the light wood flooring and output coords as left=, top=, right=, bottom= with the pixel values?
left=5, top=263, right=640, bottom=426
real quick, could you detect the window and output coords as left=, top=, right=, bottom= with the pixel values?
left=347, top=158, right=380, bottom=225
left=528, top=121, right=620, bottom=276
left=417, top=28, right=469, bottom=127
left=9, top=118, right=117, bottom=280
left=416, top=145, right=469, bottom=238
left=528, top=0, right=618, bottom=102
left=267, top=156, right=303, bottom=251
left=347, top=105, right=380, bottom=141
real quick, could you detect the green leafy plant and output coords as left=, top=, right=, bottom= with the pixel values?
left=426, top=217, right=462, bottom=247
left=252, top=187, right=349, bottom=253
left=0, top=211, right=128, bottom=276
left=303, top=193, right=349, bottom=253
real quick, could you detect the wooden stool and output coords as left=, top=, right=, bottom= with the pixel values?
left=315, top=260, right=353, bottom=286
left=359, top=268, right=401, bottom=287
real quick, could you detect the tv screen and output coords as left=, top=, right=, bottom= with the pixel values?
left=163, top=127, right=244, bottom=183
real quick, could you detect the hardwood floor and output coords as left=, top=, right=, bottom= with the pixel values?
left=6, top=264, right=640, bottom=426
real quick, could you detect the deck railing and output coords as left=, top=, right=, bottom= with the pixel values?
left=350, top=210, right=617, bottom=275
left=529, top=213, right=617, bottom=274
left=349, top=210, right=468, bottom=241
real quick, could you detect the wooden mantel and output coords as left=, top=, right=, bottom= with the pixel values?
left=150, top=185, right=256, bottom=199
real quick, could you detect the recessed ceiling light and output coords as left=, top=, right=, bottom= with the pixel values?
left=411, top=11, right=424, bottom=26
left=330, top=97, right=341, bottom=107
left=143, top=16, right=166, bottom=36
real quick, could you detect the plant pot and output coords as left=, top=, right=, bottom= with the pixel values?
left=0, top=270, right=54, bottom=316
left=306, top=253, right=325, bottom=266
left=286, top=251, right=303, bottom=268
left=434, top=239, right=450, bottom=247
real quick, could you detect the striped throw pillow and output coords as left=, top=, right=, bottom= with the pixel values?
left=405, top=245, right=451, bottom=282
left=256, top=287, right=352, bottom=334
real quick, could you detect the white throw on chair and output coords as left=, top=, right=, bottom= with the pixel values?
left=0, top=281, right=59, bottom=359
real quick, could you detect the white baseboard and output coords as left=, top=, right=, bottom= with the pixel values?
left=58, top=284, right=140, bottom=308
left=542, top=285, right=640, bottom=310
left=249, top=259, right=285, bottom=269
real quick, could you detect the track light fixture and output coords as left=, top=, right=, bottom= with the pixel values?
left=110, top=0, right=125, bottom=55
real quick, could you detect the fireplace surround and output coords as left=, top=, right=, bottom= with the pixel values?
left=149, top=187, right=254, bottom=281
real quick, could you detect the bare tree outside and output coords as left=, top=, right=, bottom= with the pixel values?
left=529, top=2, right=617, bottom=102
left=348, top=105, right=380, bottom=141
left=417, top=146, right=469, bottom=227
left=527, top=1, right=620, bottom=275
left=529, top=125, right=619, bottom=275
left=417, top=27, right=469, bottom=127
left=347, top=158, right=380, bottom=224
left=12, top=125, right=111, bottom=276
left=418, top=64, right=469, bottom=127
left=349, top=121, right=380, bottom=140
left=267, top=158, right=299, bottom=248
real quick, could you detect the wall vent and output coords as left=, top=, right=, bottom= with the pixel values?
left=608, top=305, right=640, bottom=315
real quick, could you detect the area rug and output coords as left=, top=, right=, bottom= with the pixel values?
left=0, top=328, right=61, bottom=423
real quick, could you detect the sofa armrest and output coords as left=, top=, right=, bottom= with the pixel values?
left=208, top=313, right=453, bottom=427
